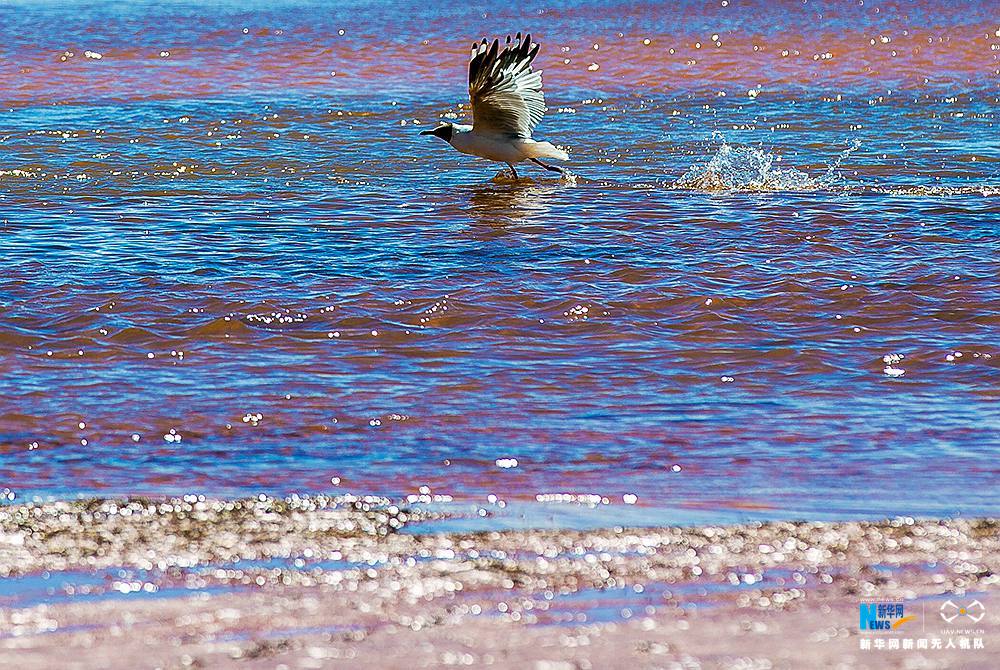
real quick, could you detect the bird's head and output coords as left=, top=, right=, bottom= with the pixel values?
left=420, top=122, right=454, bottom=143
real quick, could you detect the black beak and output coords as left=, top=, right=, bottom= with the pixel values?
left=419, top=129, right=434, bottom=135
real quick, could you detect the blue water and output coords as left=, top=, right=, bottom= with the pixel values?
left=0, top=0, right=998, bottom=523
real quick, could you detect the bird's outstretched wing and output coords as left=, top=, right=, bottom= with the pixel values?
left=468, top=33, right=545, bottom=138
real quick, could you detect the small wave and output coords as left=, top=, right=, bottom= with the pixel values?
left=674, top=137, right=859, bottom=192
left=870, top=184, right=1000, bottom=198
left=0, top=169, right=37, bottom=179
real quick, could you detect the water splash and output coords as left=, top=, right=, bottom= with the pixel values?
left=675, top=136, right=860, bottom=192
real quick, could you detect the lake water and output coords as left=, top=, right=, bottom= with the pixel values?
left=1, top=0, right=998, bottom=522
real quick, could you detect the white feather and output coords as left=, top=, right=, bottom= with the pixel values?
left=468, top=34, right=546, bottom=139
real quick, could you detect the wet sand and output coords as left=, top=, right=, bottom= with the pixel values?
left=2, top=498, right=997, bottom=668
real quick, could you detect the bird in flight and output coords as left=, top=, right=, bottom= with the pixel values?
left=421, top=33, right=569, bottom=180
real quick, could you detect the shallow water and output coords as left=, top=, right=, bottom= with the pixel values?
left=1, top=0, right=998, bottom=521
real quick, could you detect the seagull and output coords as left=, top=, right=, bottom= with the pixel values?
left=421, top=32, right=569, bottom=180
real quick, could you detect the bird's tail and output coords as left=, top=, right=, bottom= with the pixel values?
left=523, top=140, right=569, bottom=161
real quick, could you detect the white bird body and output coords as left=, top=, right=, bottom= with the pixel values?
left=449, top=124, right=568, bottom=164
left=421, top=33, right=570, bottom=179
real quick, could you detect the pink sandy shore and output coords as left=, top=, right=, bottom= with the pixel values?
left=1, top=498, right=996, bottom=669
left=3, top=581, right=997, bottom=669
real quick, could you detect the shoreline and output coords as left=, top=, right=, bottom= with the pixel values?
left=1, top=497, right=997, bottom=668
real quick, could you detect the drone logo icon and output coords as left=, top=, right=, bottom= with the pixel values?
left=939, top=600, right=986, bottom=624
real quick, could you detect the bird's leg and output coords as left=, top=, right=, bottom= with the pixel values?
left=506, top=162, right=519, bottom=179
left=530, top=158, right=565, bottom=174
